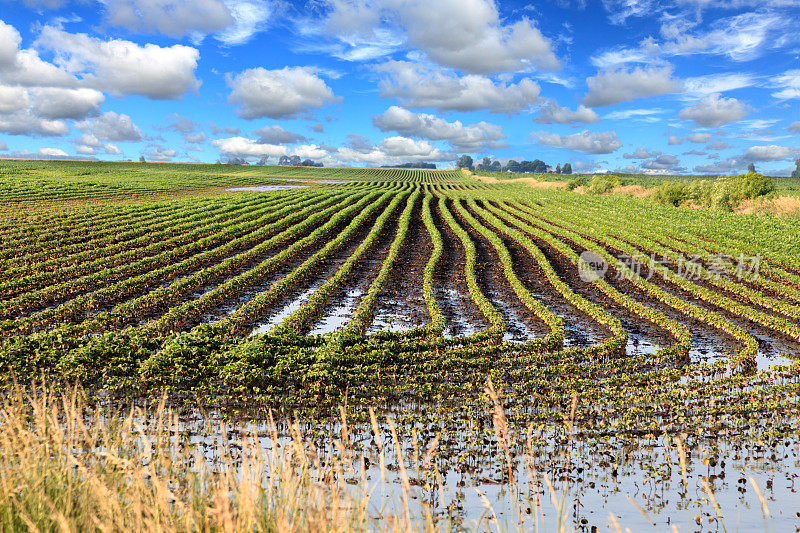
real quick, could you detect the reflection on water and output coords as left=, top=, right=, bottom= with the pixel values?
left=134, top=403, right=800, bottom=532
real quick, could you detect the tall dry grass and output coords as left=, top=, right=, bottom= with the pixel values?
left=0, top=384, right=773, bottom=532
left=0, top=385, right=386, bottom=532
left=0, top=384, right=578, bottom=533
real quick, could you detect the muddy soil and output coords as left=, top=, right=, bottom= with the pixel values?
left=305, top=197, right=405, bottom=335
left=368, top=196, right=431, bottom=333
left=186, top=198, right=385, bottom=331
left=449, top=199, right=551, bottom=343
left=430, top=199, right=489, bottom=337
left=519, top=205, right=796, bottom=368
left=492, top=201, right=673, bottom=356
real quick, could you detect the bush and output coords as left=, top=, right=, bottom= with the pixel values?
left=566, top=176, right=588, bottom=190
left=724, top=171, right=774, bottom=200
left=653, top=172, right=775, bottom=210
left=652, top=181, right=689, bottom=206
left=586, top=174, right=622, bottom=195
left=687, top=180, right=714, bottom=205
left=712, top=172, right=775, bottom=211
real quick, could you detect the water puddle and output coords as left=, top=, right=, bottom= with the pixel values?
left=369, top=295, right=427, bottom=332
left=308, top=288, right=364, bottom=335
left=439, top=287, right=485, bottom=337
left=251, top=285, right=320, bottom=335
left=122, top=405, right=800, bottom=533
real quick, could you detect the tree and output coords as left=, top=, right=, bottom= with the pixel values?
left=531, top=159, right=547, bottom=173
left=490, top=159, right=501, bottom=171
left=562, top=163, right=572, bottom=175
left=139, top=155, right=146, bottom=163
left=556, top=163, right=562, bottom=174
left=747, top=162, right=756, bottom=173
left=792, top=159, right=800, bottom=178
left=456, top=154, right=474, bottom=170
left=475, top=157, right=493, bottom=171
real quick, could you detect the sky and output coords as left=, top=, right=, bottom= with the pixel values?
left=0, top=0, right=799, bottom=174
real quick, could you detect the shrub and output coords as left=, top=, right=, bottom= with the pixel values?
left=687, top=179, right=714, bottom=205
left=654, top=172, right=775, bottom=210
left=713, top=172, right=775, bottom=210
left=652, top=181, right=689, bottom=206
left=566, top=176, right=588, bottom=190
left=586, top=174, right=622, bottom=195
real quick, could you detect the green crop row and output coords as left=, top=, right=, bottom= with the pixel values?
left=149, top=190, right=393, bottom=336
left=270, top=190, right=411, bottom=337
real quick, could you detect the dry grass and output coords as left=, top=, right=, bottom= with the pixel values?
left=736, top=195, right=800, bottom=217
left=0, top=385, right=775, bottom=532
left=611, top=185, right=652, bottom=198
left=0, top=387, right=384, bottom=532
left=571, top=184, right=652, bottom=198
left=0, top=385, right=580, bottom=533
left=465, top=169, right=567, bottom=189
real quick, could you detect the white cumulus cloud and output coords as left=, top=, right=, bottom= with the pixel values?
left=678, top=93, right=748, bottom=127
left=36, top=26, right=201, bottom=100
left=623, top=147, right=662, bottom=159
left=103, top=0, right=234, bottom=38
left=372, top=105, right=505, bottom=151
left=38, top=147, right=68, bottom=157
left=253, top=125, right=308, bottom=144
left=533, top=100, right=599, bottom=124
left=583, top=65, right=681, bottom=107
left=743, top=145, right=800, bottom=161
left=531, top=130, right=622, bottom=154
left=77, top=111, right=143, bottom=141
left=323, top=0, right=559, bottom=74
left=227, top=66, right=339, bottom=119
left=30, top=87, right=104, bottom=120
left=376, top=61, right=541, bottom=114
left=212, top=136, right=290, bottom=157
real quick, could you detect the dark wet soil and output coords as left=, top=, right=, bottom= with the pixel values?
left=430, top=199, right=489, bottom=337
left=368, top=196, right=431, bottom=333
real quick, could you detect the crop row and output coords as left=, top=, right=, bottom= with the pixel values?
left=149, top=191, right=391, bottom=336
left=79, top=191, right=359, bottom=334
left=331, top=189, right=421, bottom=345
left=259, top=190, right=409, bottom=337
left=505, top=202, right=759, bottom=371
left=0, top=191, right=359, bottom=336
left=1, top=194, right=286, bottom=283
left=0, top=194, right=317, bottom=317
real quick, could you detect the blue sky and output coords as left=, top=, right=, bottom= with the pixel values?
left=0, top=0, right=798, bottom=174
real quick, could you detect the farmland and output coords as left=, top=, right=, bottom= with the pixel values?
left=2, top=160, right=800, bottom=530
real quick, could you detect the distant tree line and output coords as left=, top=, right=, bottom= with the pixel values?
left=457, top=155, right=571, bottom=174
left=380, top=162, right=437, bottom=169
left=217, top=155, right=324, bottom=167
left=278, top=155, right=323, bottom=167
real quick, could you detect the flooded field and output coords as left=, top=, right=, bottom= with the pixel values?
left=3, top=165, right=800, bottom=531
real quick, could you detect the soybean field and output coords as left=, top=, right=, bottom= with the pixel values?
left=3, top=160, right=800, bottom=529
